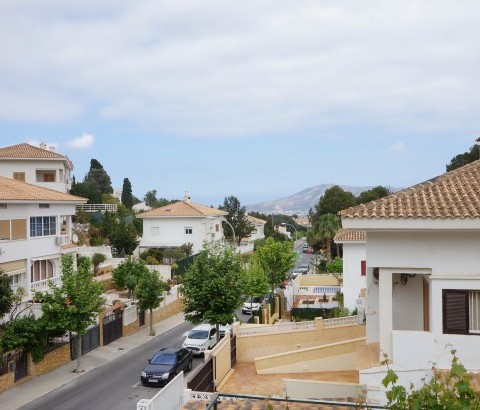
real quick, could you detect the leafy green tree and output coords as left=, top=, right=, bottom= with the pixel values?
left=255, top=237, right=296, bottom=296
left=0, top=315, right=47, bottom=362
left=0, top=270, right=15, bottom=317
left=70, top=179, right=102, bottom=204
left=326, top=256, right=343, bottom=273
left=38, top=254, right=104, bottom=371
left=182, top=244, right=244, bottom=342
left=84, top=159, right=113, bottom=195
left=135, top=270, right=168, bottom=336
left=242, top=256, right=269, bottom=302
left=311, top=186, right=356, bottom=223
left=314, top=214, right=341, bottom=262
left=112, top=257, right=150, bottom=298
left=92, top=253, right=106, bottom=276
left=144, top=190, right=158, bottom=208
left=219, top=196, right=255, bottom=245
left=446, top=144, right=479, bottom=172
left=121, top=178, right=134, bottom=209
left=356, top=186, right=391, bottom=205
left=111, top=221, right=139, bottom=256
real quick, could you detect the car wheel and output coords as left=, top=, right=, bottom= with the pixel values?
left=187, top=359, right=193, bottom=372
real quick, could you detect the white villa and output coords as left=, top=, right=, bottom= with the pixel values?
left=339, top=159, right=480, bottom=404
left=334, top=229, right=366, bottom=311
left=244, top=214, right=266, bottom=243
left=138, top=195, right=228, bottom=255
left=0, top=142, right=74, bottom=193
left=0, top=176, right=87, bottom=320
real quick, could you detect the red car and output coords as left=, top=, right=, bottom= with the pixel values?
left=303, top=248, right=313, bottom=254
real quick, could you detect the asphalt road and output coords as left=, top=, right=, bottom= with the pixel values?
left=20, top=321, right=199, bottom=410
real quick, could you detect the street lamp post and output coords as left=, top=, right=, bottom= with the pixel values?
left=207, top=216, right=236, bottom=246
left=281, top=222, right=297, bottom=244
left=222, top=219, right=236, bottom=246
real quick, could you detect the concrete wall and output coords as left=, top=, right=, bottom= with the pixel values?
left=237, top=319, right=366, bottom=363
left=283, top=379, right=364, bottom=401
left=255, top=338, right=365, bottom=374
left=205, top=332, right=232, bottom=388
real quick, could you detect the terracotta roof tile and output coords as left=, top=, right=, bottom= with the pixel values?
left=339, top=160, right=480, bottom=220
left=334, top=229, right=366, bottom=242
left=0, top=176, right=87, bottom=202
left=0, top=143, right=73, bottom=168
left=247, top=215, right=267, bottom=225
left=138, top=199, right=227, bottom=218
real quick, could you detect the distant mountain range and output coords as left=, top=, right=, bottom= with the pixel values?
left=246, top=184, right=400, bottom=216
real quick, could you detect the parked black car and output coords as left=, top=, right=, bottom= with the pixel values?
left=140, top=347, right=193, bottom=386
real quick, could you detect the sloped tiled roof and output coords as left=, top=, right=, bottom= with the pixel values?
left=334, top=229, right=366, bottom=242
left=0, top=176, right=86, bottom=202
left=247, top=215, right=267, bottom=225
left=138, top=199, right=227, bottom=218
left=339, top=160, right=480, bottom=220
left=0, top=143, right=73, bottom=168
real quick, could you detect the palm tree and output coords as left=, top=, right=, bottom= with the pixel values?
left=315, top=214, right=341, bottom=262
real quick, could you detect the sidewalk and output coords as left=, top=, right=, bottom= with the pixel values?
left=0, top=312, right=186, bottom=410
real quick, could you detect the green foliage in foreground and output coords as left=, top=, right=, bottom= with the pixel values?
left=381, top=349, right=480, bottom=409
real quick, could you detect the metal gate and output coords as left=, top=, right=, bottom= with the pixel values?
left=230, top=335, right=237, bottom=367
left=187, top=356, right=215, bottom=392
left=13, top=351, right=28, bottom=382
left=138, top=310, right=145, bottom=327
left=70, top=325, right=100, bottom=360
left=103, top=310, right=123, bottom=346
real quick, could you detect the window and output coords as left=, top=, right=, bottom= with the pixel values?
left=30, top=216, right=56, bottom=237
left=443, top=289, right=480, bottom=335
left=215, top=224, right=219, bottom=232
left=39, top=204, right=50, bottom=208
left=0, top=204, right=7, bottom=209
left=185, top=227, right=193, bottom=235
left=13, top=172, right=25, bottom=182
left=31, top=260, right=54, bottom=282
left=0, top=219, right=27, bottom=240
left=361, top=260, right=366, bottom=276
left=151, top=227, right=159, bottom=236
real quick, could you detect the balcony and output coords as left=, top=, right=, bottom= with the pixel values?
left=30, top=276, right=61, bottom=293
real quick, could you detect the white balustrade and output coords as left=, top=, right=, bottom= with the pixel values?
left=297, top=286, right=341, bottom=295
left=237, top=321, right=316, bottom=336
left=322, top=315, right=358, bottom=328
left=30, top=276, right=62, bottom=292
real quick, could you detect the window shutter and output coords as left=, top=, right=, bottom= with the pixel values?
left=361, top=260, right=366, bottom=276
left=443, top=290, right=468, bottom=335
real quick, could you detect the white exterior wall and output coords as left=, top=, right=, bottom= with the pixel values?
left=140, top=216, right=225, bottom=255
left=0, top=202, right=78, bottom=299
left=340, top=241, right=366, bottom=311
left=359, top=229, right=480, bottom=404
left=0, top=159, right=71, bottom=192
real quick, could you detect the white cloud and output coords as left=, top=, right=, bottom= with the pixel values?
left=389, top=141, right=407, bottom=153
left=1, top=1, right=480, bottom=137
left=65, top=133, right=95, bottom=150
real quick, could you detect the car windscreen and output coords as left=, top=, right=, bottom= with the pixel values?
left=150, top=352, right=176, bottom=365
left=188, top=330, right=209, bottom=339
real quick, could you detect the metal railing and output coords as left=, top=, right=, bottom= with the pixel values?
left=76, top=204, right=118, bottom=213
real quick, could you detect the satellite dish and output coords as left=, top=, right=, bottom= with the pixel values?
left=72, top=234, right=79, bottom=244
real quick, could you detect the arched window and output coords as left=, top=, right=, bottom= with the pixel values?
left=31, top=259, right=54, bottom=283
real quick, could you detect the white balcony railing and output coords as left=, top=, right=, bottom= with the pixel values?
left=76, top=204, right=118, bottom=213
left=323, top=315, right=358, bottom=328
left=297, top=286, right=341, bottom=295
left=237, top=320, right=316, bottom=337
left=30, top=276, right=62, bottom=293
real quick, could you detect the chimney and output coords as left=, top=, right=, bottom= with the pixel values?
left=39, top=142, right=47, bottom=150
left=184, top=191, right=191, bottom=202
left=49, top=146, right=55, bottom=152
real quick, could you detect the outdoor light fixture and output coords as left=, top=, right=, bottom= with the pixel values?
left=400, top=273, right=416, bottom=286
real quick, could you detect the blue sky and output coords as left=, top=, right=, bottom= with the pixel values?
left=1, top=1, right=479, bottom=206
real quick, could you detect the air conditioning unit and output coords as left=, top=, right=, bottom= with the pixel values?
left=56, top=236, right=67, bottom=245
